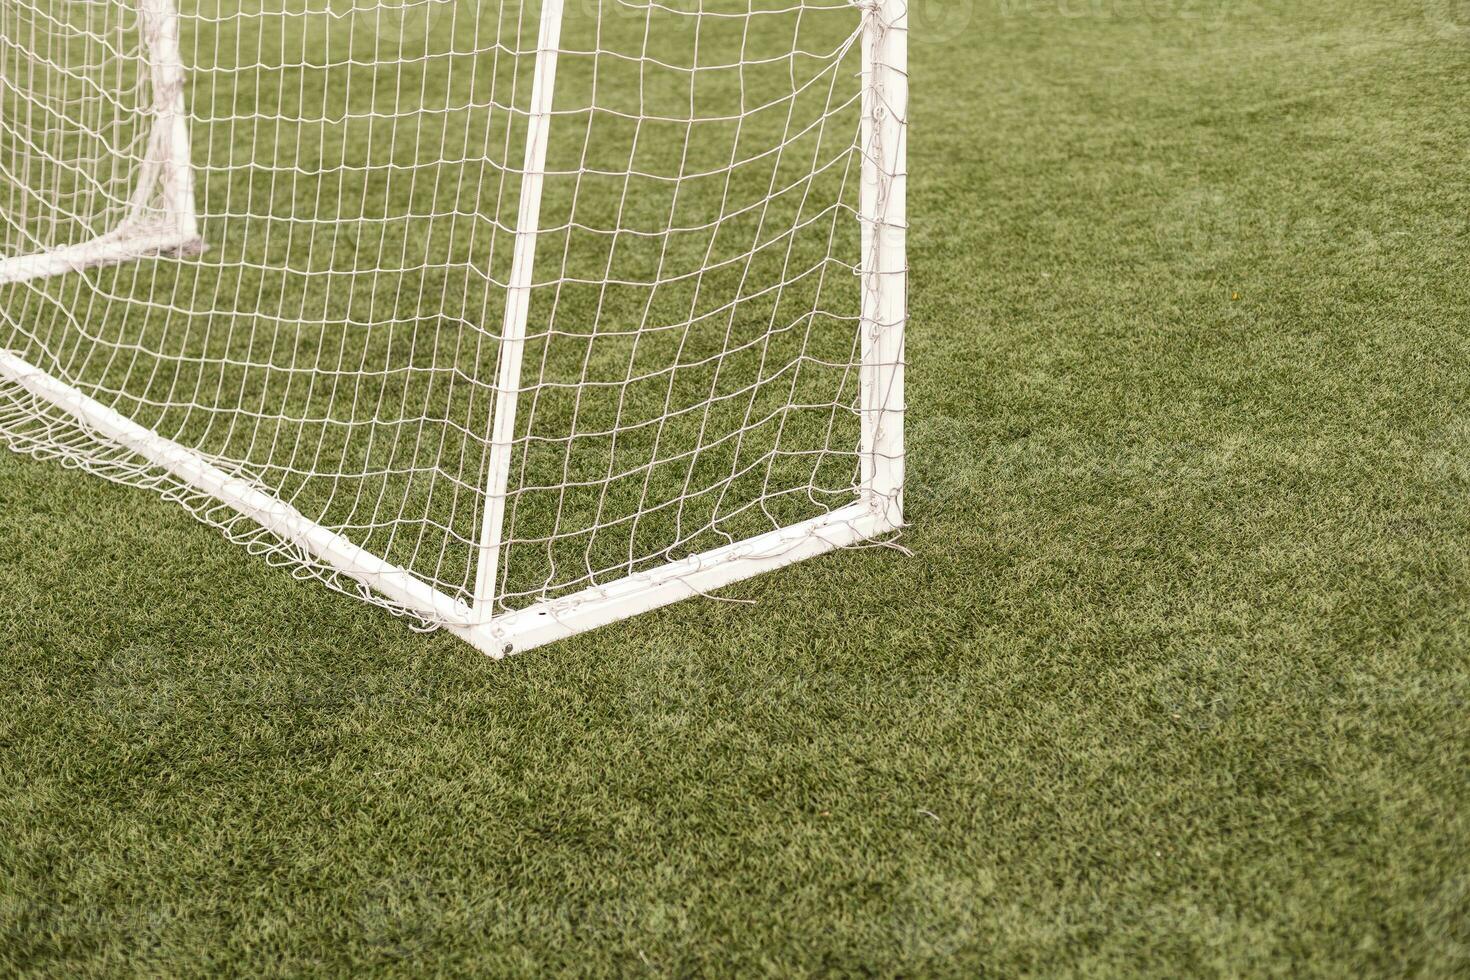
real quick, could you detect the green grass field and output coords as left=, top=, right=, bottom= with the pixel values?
left=3, top=0, right=1469, bottom=974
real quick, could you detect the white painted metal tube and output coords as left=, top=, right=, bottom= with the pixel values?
left=0, top=228, right=200, bottom=286
left=0, top=349, right=478, bottom=634
left=0, top=0, right=200, bottom=287
left=479, top=501, right=896, bottom=656
left=0, top=345, right=894, bottom=658
left=471, top=0, right=567, bottom=618
left=0, top=347, right=896, bottom=658
left=858, top=0, right=908, bottom=529
left=138, top=0, right=201, bottom=246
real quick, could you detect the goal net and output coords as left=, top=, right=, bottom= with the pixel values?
left=0, top=0, right=907, bottom=655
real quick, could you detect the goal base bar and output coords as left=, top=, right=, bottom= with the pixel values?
left=0, top=348, right=896, bottom=658
left=481, top=501, right=896, bottom=657
left=0, top=348, right=479, bottom=636
left=0, top=226, right=205, bottom=286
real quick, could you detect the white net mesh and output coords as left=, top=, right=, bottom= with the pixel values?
left=0, top=0, right=901, bottom=637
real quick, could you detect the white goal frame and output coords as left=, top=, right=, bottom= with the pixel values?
left=0, top=0, right=907, bottom=657
left=0, top=0, right=202, bottom=286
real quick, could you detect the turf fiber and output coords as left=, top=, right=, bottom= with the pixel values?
left=2, top=0, right=1468, bottom=975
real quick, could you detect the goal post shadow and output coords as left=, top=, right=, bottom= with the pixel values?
left=0, top=0, right=909, bottom=657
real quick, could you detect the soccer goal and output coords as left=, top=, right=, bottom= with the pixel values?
left=0, top=0, right=907, bottom=656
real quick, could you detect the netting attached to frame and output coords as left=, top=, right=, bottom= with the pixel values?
left=0, top=0, right=906, bottom=652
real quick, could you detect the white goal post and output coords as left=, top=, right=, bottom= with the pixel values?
left=0, top=0, right=907, bottom=656
left=0, top=0, right=201, bottom=285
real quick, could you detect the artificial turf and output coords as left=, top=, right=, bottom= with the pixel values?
left=3, top=0, right=1469, bottom=974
